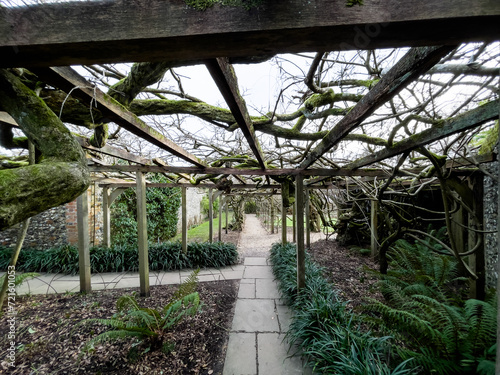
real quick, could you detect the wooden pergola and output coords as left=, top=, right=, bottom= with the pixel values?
left=0, top=0, right=499, bottom=299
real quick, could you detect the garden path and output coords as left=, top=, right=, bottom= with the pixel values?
left=222, top=214, right=313, bottom=375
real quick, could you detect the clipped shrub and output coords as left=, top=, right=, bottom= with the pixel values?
left=0, top=242, right=238, bottom=274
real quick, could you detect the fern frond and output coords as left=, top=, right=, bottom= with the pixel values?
left=83, top=329, right=145, bottom=352
left=164, top=268, right=199, bottom=313
left=464, top=298, right=497, bottom=356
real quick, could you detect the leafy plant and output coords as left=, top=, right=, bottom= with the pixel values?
left=363, top=232, right=497, bottom=374
left=269, top=242, right=415, bottom=374
left=82, top=269, right=201, bottom=355
left=1, top=241, right=238, bottom=274
left=111, top=174, right=181, bottom=246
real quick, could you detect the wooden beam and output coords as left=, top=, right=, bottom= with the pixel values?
left=305, top=188, right=310, bottom=249
left=225, top=197, right=229, bottom=235
left=136, top=171, right=150, bottom=297
left=1, top=0, right=498, bottom=67
left=32, top=66, right=205, bottom=167
left=0, top=112, right=16, bottom=127
left=218, top=194, right=223, bottom=241
left=300, top=45, right=456, bottom=169
left=76, top=137, right=150, bottom=165
left=209, top=188, right=213, bottom=243
left=206, top=58, right=266, bottom=170
left=77, top=191, right=91, bottom=293
left=181, top=186, right=187, bottom=254
left=344, top=100, right=499, bottom=170
left=296, top=175, right=305, bottom=291
left=281, top=192, right=287, bottom=244
left=102, top=186, right=111, bottom=248
left=370, top=200, right=379, bottom=258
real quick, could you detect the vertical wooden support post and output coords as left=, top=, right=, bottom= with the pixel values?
left=77, top=191, right=91, bottom=293
left=470, top=176, right=485, bottom=299
left=281, top=192, right=287, bottom=244
left=102, top=186, right=111, bottom=248
left=305, top=188, right=310, bottom=249
left=209, top=189, right=213, bottom=243
left=225, top=197, right=229, bottom=234
left=218, top=194, right=223, bottom=241
left=296, top=175, right=305, bottom=291
left=292, top=202, right=296, bottom=243
left=181, top=187, right=188, bottom=254
left=371, top=200, right=379, bottom=258
left=136, top=171, right=149, bottom=297
left=270, top=197, right=275, bottom=234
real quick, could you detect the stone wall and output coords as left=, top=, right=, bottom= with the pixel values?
left=177, top=187, right=204, bottom=232
left=483, top=160, right=499, bottom=289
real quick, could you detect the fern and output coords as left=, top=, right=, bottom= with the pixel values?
left=82, top=269, right=201, bottom=355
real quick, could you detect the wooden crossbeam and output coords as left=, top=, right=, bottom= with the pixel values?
left=344, top=100, right=500, bottom=170
left=205, top=58, right=266, bottom=170
left=99, top=182, right=282, bottom=189
left=0, top=0, right=499, bottom=67
left=75, top=137, right=150, bottom=165
left=32, top=66, right=205, bottom=167
left=299, top=45, right=457, bottom=169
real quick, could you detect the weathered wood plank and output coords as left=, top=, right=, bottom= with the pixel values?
left=76, top=137, right=151, bottom=165
left=182, top=186, right=187, bottom=254
left=136, top=171, right=150, bottom=297
left=296, top=175, right=305, bottom=290
left=300, top=45, right=457, bottom=169
left=206, top=58, right=266, bottom=169
left=33, top=67, right=205, bottom=167
left=77, top=191, right=91, bottom=293
left=344, top=100, right=499, bottom=170
left=0, top=0, right=498, bottom=67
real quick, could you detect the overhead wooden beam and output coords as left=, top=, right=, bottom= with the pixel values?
left=344, top=100, right=499, bottom=170
left=89, top=164, right=483, bottom=177
left=76, top=137, right=150, bottom=165
left=206, top=58, right=266, bottom=170
left=1, top=0, right=499, bottom=67
left=32, top=66, right=205, bottom=167
left=300, top=45, right=457, bottom=169
left=0, top=112, right=16, bottom=127
left=98, top=182, right=281, bottom=189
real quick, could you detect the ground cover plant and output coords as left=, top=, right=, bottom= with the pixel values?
left=0, top=280, right=238, bottom=374
left=269, top=242, right=415, bottom=374
left=0, top=241, right=238, bottom=274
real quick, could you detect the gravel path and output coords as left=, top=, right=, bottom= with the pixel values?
left=238, top=214, right=325, bottom=258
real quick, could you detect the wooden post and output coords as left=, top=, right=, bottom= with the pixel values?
left=270, top=197, right=275, bottom=234
left=296, top=175, right=305, bottom=290
left=292, top=202, right=296, bottom=243
left=77, top=191, right=91, bottom=293
left=281, top=193, right=287, bottom=244
left=225, top=197, right=229, bottom=234
left=181, top=186, right=187, bottom=254
left=305, top=188, right=310, bottom=249
left=469, top=176, right=485, bottom=299
left=371, top=200, right=379, bottom=258
left=209, top=189, right=213, bottom=243
left=102, top=186, right=111, bottom=248
left=218, top=194, right=223, bottom=241
left=136, top=171, right=149, bottom=297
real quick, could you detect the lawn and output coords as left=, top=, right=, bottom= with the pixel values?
left=172, top=212, right=233, bottom=242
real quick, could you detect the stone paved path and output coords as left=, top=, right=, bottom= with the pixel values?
left=223, top=215, right=311, bottom=375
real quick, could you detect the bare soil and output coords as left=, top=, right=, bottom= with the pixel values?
left=0, top=280, right=238, bottom=374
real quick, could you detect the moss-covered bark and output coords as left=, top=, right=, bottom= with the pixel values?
left=0, top=69, right=90, bottom=230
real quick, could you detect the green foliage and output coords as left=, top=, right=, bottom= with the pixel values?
left=363, top=233, right=497, bottom=374
left=0, top=271, right=39, bottom=287
left=201, top=193, right=219, bottom=218
left=111, top=174, right=181, bottom=246
left=269, top=243, right=415, bottom=374
left=244, top=199, right=257, bottom=214
left=83, top=269, right=201, bottom=354
left=0, top=242, right=238, bottom=274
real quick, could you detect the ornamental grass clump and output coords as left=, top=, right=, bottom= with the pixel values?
left=269, top=242, right=414, bottom=374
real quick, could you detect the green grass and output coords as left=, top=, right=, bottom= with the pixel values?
left=172, top=212, right=233, bottom=242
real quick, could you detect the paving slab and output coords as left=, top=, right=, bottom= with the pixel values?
left=276, top=304, right=293, bottom=333
left=240, top=278, right=255, bottom=284
left=243, top=257, right=267, bottom=266
left=255, top=278, right=281, bottom=299
left=243, top=265, right=274, bottom=279
left=231, top=299, right=279, bottom=332
left=150, top=272, right=180, bottom=285
left=238, top=282, right=255, bottom=299
left=219, top=270, right=245, bottom=280
left=258, top=333, right=310, bottom=375
left=223, top=332, right=257, bottom=375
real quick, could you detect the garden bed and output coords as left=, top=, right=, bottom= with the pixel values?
left=0, top=280, right=238, bottom=374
